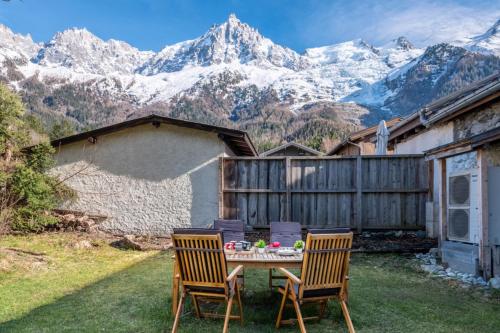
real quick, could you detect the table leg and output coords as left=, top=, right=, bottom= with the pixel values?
left=172, top=256, right=179, bottom=315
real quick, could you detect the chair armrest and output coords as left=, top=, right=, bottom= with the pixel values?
left=278, top=268, right=302, bottom=285
left=227, top=265, right=244, bottom=282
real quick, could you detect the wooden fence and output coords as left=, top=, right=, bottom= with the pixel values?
left=219, top=156, right=429, bottom=231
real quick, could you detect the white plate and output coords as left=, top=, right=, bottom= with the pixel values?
left=277, top=249, right=296, bottom=256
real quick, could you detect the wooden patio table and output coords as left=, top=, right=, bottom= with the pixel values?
left=171, top=249, right=303, bottom=314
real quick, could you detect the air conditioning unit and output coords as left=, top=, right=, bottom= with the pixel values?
left=447, top=171, right=479, bottom=243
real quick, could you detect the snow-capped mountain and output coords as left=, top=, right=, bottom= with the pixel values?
left=0, top=24, right=39, bottom=62
left=139, top=14, right=309, bottom=75
left=33, top=28, right=153, bottom=75
left=0, top=14, right=498, bottom=150
left=464, top=19, right=500, bottom=56
left=275, top=37, right=425, bottom=108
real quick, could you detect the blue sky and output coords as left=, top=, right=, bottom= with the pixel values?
left=1, top=0, right=498, bottom=52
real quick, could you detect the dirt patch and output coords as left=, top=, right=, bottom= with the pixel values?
left=0, top=247, right=48, bottom=273
left=110, top=235, right=172, bottom=251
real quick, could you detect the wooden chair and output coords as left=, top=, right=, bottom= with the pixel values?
left=275, top=231, right=355, bottom=333
left=171, top=229, right=244, bottom=333
left=214, top=219, right=246, bottom=288
left=269, top=222, right=302, bottom=288
left=214, top=219, right=245, bottom=243
left=308, top=228, right=352, bottom=303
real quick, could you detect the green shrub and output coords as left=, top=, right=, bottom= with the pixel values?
left=0, top=83, right=75, bottom=233
left=11, top=165, right=56, bottom=210
left=12, top=207, right=58, bottom=233
left=25, top=142, right=55, bottom=172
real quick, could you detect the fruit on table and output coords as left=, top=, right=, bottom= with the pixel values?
left=272, top=242, right=281, bottom=248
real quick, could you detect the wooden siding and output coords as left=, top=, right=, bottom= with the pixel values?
left=220, top=156, right=428, bottom=231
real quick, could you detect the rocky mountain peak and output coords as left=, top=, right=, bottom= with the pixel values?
left=227, top=13, right=241, bottom=25
left=0, top=24, right=40, bottom=60
left=394, top=36, right=414, bottom=50
left=358, top=39, right=379, bottom=54
left=484, top=18, right=500, bottom=37
left=466, top=18, right=500, bottom=56
left=32, top=27, right=153, bottom=75
left=0, top=17, right=497, bottom=137
left=138, top=14, right=309, bottom=75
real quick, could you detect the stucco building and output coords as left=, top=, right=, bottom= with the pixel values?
left=49, top=115, right=256, bottom=236
left=388, top=73, right=500, bottom=279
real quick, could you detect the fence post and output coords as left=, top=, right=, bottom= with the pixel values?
left=218, top=157, right=224, bottom=219
left=356, top=156, right=363, bottom=233
left=285, top=157, right=291, bottom=221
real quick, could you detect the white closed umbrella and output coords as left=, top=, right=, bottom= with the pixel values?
left=375, top=120, right=389, bottom=155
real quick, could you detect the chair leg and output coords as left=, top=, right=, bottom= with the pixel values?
left=223, top=295, right=234, bottom=333
left=343, top=279, right=350, bottom=304
left=171, top=292, right=186, bottom=333
left=192, top=295, right=201, bottom=318
left=235, top=283, right=244, bottom=325
left=240, top=267, right=245, bottom=291
left=319, top=300, right=327, bottom=320
left=292, top=300, right=306, bottom=333
left=340, top=300, right=355, bottom=333
left=275, top=283, right=289, bottom=328
left=171, top=261, right=180, bottom=315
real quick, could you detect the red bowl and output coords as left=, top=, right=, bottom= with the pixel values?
left=272, top=242, right=281, bottom=248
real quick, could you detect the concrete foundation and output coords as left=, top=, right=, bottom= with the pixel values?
left=441, top=241, right=479, bottom=275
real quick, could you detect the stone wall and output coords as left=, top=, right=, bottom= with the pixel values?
left=50, top=123, right=228, bottom=236
left=453, top=100, right=500, bottom=140
left=446, top=151, right=478, bottom=174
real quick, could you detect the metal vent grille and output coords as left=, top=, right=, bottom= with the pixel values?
left=448, top=209, right=469, bottom=240
left=449, top=175, right=470, bottom=205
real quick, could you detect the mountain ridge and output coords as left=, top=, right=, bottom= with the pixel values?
left=0, top=14, right=498, bottom=151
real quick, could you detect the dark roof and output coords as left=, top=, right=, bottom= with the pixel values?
left=50, top=114, right=257, bottom=156
left=327, top=117, right=401, bottom=155
left=422, top=73, right=500, bottom=121
left=389, top=73, right=500, bottom=143
left=424, top=126, right=500, bottom=159
left=260, top=142, right=322, bottom=156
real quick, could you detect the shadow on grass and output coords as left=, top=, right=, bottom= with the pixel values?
left=0, top=252, right=172, bottom=333
left=0, top=252, right=349, bottom=333
left=3, top=252, right=500, bottom=333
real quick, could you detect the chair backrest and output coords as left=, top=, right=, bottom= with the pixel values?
left=213, top=219, right=245, bottom=243
left=270, top=222, right=302, bottom=247
left=173, top=228, right=221, bottom=235
left=299, top=231, right=353, bottom=298
left=308, top=228, right=351, bottom=234
left=172, top=230, right=228, bottom=293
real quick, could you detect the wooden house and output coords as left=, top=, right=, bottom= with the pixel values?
left=261, top=142, right=322, bottom=157
left=327, top=117, right=401, bottom=156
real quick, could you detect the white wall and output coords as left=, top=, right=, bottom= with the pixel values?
left=394, top=123, right=454, bottom=237
left=50, top=123, right=228, bottom=235
left=394, top=122, right=454, bottom=154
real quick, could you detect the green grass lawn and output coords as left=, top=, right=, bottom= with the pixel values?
left=1, top=233, right=499, bottom=333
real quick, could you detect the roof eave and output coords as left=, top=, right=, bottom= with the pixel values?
left=48, top=114, right=257, bottom=156
left=261, top=142, right=321, bottom=156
